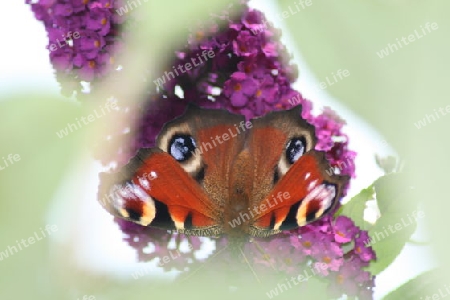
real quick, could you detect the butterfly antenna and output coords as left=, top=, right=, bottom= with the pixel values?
left=239, top=246, right=262, bottom=285
left=178, top=243, right=229, bottom=283
left=252, top=240, right=279, bottom=274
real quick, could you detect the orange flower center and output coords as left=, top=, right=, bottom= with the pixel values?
left=323, top=256, right=332, bottom=264
left=302, top=241, right=312, bottom=248
left=256, top=90, right=262, bottom=97
left=356, top=246, right=362, bottom=254
left=233, top=83, right=242, bottom=91
left=101, top=18, right=107, bottom=25
left=94, top=40, right=100, bottom=48
left=337, top=274, right=344, bottom=284
left=83, top=0, right=89, bottom=4
left=88, top=61, right=96, bottom=68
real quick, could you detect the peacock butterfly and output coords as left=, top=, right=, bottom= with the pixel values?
left=98, top=105, right=348, bottom=241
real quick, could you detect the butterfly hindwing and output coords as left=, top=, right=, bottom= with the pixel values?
left=249, top=150, right=348, bottom=237
left=99, top=148, right=223, bottom=235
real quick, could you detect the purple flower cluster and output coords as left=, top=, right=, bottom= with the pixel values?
left=116, top=219, right=204, bottom=272
left=152, top=3, right=299, bottom=119
left=27, top=0, right=126, bottom=95
left=296, top=216, right=375, bottom=298
left=311, top=108, right=357, bottom=195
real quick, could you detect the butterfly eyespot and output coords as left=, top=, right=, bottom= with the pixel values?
left=168, top=134, right=197, bottom=162
left=285, top=137, right=306, bottom=164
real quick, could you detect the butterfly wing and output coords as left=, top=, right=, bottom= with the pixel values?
left=99, top=148, right=224, bottom=235
left=243, top=107, right=348, bottom=237
left=98, top=106, right=246, bottom=237
left=248, top=151, right=348, bottom=237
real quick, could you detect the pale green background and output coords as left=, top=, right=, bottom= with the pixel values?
left=0, top=0, right=448, bottom=299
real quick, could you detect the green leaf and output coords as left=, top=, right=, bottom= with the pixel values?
left=383, top=269, right=442, bottom=300
left=337, top=173, right=422, bottom=275
left=366, top=214, right=418, bottom=275
left=366, top=173, right=421, bottom=275
left=336, top=185, right=374, bottom=231
left=0, top=94, right=85, bottom=300
left=0, top=95, right=84, bottom=228
left=374, top=173, right=416, bottom=214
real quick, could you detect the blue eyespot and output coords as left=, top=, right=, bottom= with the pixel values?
left=285, top=137, right=306, bottom=164
left=169, top=134, right=196, bottom=162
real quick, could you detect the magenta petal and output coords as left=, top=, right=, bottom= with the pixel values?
left=242, top=82, right=257, bottom=96
left=263, top=42, right=277, bottom=57
left=231, top=71, right=247, bottom=81
left=53, top=4, right=73, bottom=17
left=230, top=92, right=248, bottom=107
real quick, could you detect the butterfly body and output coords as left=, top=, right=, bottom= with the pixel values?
left=99, top=105, right=348, bottom=239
